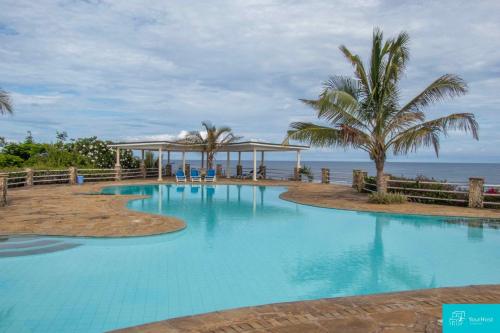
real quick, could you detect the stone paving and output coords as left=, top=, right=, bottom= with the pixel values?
left=0, top=180, right=185, bottom=237
left=111, top=285, right=500, bottom=333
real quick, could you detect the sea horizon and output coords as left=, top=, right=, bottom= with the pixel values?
left=165, top=160, right=500, bottom=184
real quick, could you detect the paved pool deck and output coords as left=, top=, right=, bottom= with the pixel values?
left=1, top=179, right=499, bottom=237
left=110, top=285, right=500, bottom=333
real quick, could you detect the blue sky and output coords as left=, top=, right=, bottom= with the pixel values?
left=1, top=0, right=499, bottom=162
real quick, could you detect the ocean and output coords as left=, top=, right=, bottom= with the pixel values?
left=169, top=160, right=500, bottom=185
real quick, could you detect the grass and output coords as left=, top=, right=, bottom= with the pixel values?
left=368, top=192, right=408, bottom=204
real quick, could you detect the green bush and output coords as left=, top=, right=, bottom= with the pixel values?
left=368, top=192, right=407, bottom=204
left=1, top=141, right=46, bottom=161
left=299, top=165, right=314, bottom=182
left=24, top=145, right=92, bottom=169
left=363, top=174, right=468, bottom=206
left=73, top=136, right=139, bottom=169
left=0, top=154, right=24, bottom=168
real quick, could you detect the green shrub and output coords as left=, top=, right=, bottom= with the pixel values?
left=73, top=136, right=139, bottom=169
left=299, top=165, right=314, bottom=182
left=24, top=145, right=92, bottom=168
left=0, top=153, right=24, bottom=168
left=368, top=192, right=407, bottom=204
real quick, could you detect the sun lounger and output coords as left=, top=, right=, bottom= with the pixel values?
left=190, top=169, right=201, bottom=182
left=176, top=169, right=187, bottom=182
left=205, top=169, right=216, bottom=182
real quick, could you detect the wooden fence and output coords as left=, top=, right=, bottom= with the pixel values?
left=1, top=166, right=499, bottom=210
left=356, top=171, right=500, bottom=209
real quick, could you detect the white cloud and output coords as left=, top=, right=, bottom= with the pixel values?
left=0, top=0, right=499, bottom=161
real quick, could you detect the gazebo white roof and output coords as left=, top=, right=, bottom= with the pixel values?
left=108, top=140, right=308, bottom=152
left=108, top=140, right=308, bottom=181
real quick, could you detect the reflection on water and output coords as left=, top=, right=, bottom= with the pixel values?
left=292, top=216, right=435, bottom=297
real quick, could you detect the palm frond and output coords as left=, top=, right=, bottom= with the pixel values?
left=284, top=122, right=371, bottom=151
left=300, top=90, right=364, bottom=129
left=322, top=75, right=361, bottom=100
left=390, top=113, right=478, bottom=156
left=339, top=45, right=371, bottom=96
left=399, top=74, right=468, bottom=114
left=0, top=89, right=13, bottom=115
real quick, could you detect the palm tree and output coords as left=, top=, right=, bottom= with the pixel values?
left=284, top=28, right=478, bottom=193
left=183, top=121, right=241, bottom=169
left=0, top=88, right=13, bottom=115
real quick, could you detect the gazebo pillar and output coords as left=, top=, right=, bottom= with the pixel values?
left=226, top=151, right=231, bottom=178
left=158, top=147, right=163, bottom=181
left=259, top=151, right=266, bottom=179
left=182, top=151, right=186, bottom=173
left=115, top=147, right=122, bottom=181
left=294, top=150, right=301, bottom=181
left=140, top=150, right=146, bottom=178
left=253, top=148, right=257, bottom=181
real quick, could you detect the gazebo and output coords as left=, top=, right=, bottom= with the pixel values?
left=108, top=140, right=309, bottom=181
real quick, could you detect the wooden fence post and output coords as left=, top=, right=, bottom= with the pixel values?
left=68, top=167, right=77, bottom=185
left=25, top=168, right=33, bottom=186
left=140, top=161, right=147, bottom=178
left=259, top=165, right=266, bottom=179
left=0, top=174, right=7, bottom=207
left=321, top=168, right=330, bottom=184
left=468, top=177, right=484, bottom=208
left=352, top=170, right=365, bottom=192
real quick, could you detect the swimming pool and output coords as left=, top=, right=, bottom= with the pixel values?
left=1, top=184, right=499, bottom=332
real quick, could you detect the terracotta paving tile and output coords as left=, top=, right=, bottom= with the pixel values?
left=110, top=285, right=500, bottom=333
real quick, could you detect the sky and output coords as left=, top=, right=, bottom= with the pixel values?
left=0, top=0, right=499, bottom=162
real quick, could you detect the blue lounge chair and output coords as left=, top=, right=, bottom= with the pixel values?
left=190, top=169, right=201, bottom=182
left=205, top=169, right=216, bottom=182
left=176, top=169, right=186, bottom=182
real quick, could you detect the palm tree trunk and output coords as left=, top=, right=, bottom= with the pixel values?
left=201, top=152, right=205, bottom=169
left=207, top=152, right=213, bottom=169
left=375, top=159, right=387, bottom=194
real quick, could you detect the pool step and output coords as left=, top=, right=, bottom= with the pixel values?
left=0, top=239, right=62, bottom=250
left=0, top=237, right=81, bottom=258
left=0, top=236, right=38, bottom=243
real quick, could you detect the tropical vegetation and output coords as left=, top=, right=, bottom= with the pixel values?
left=0, top=88, right=13, bottom=115
left=284, top=28, right=478, bottom=193
left=0, top=88, right=14, bottom=145
left=182, top=121, right=241, bottom=169
left=368, top=192, right=407, bottom=204
left=0, top=132, right=138, bottom=170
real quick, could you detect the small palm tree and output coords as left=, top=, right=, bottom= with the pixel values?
left=183, top=121, right=241, bottom=169
left=285, top=28, right=478, bottom=193
left=0, top=89, right=13, bottom=115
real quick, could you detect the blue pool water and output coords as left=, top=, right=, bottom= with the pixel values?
left=1, top=184, right=500, bottom=332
